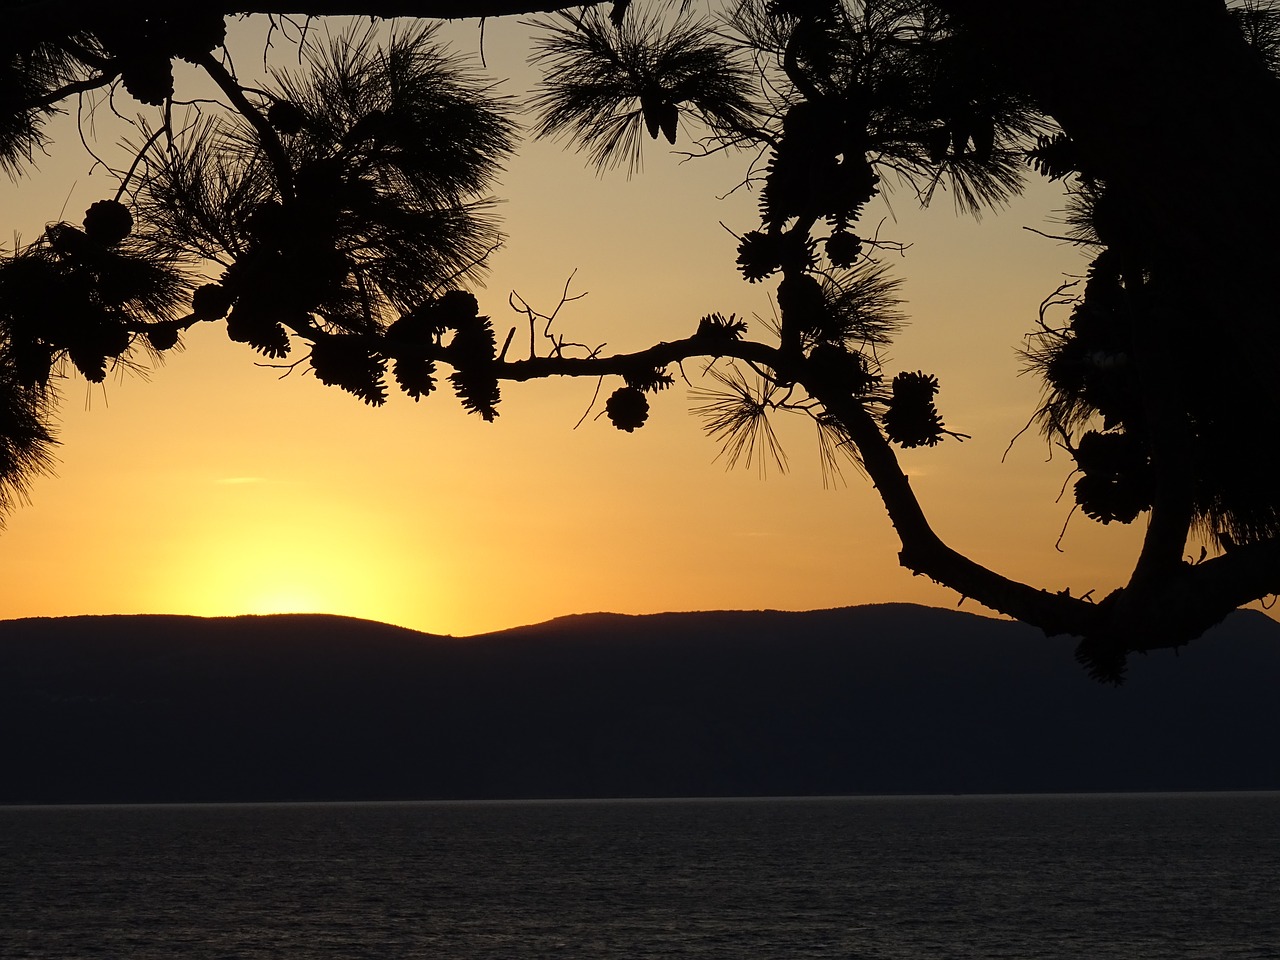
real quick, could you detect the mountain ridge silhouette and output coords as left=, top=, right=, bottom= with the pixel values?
left=3, top=603, right=1277, bottom=803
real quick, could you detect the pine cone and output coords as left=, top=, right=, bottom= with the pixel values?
left=68, top=347, right=108, bottom=383
left=1073, top=473, right=1146, bottom=525
left=697, top=313, right=748, bottom=340
left=267, top=101, right=306, bottom=135
left=924, top=126, right=950, bottom=164
left=605, top=386, right=649, bottom=432
left=450, top=369, right=500, bottom=420
left=623, top=367, right=674, bottom=393
left=1071, top=431, right=1152, bottom=524
left=83, top=200, right=133, bottom=246
left=45, top=223, right=90, bottom=259
left=657, top=102, right=679, bottom=144
left=884, top=371, right=945, bottom=448
left=120, top=56, right=174, bottom=106
left=64, top=318, right=130, bottom=382
left=435, top=290, right=481, bottom=328
left=830, top=158, right=879, bottom=220
left=146, top=323, right=181, bottom=352
left=226, top=303, right=290, bottom=358
left=394, top=357, right=437, bottom=401
left=736, top=231, right=781, bottom=282
left=448, top=315, right=496, bottom=366
left=309, top=337, right=387, bottom=406
left=825, top=231, right=862, bottom=268
left=95, top=320, right=132, bottom=359
left=807, top=343, right=876, bottom=395
left=191, top=283, right=235, bottom=320
left=171, top=14, right=227, bottom=62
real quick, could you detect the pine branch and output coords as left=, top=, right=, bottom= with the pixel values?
left=7, top=1, right=618, bottom=45
left=494, top=331, right=787, bottom=384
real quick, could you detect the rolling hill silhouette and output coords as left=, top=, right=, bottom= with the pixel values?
left=2, top=603, right=1277, bottom=803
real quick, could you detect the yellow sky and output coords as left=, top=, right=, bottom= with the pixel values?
left=0, top=14, right=1157, bottom=636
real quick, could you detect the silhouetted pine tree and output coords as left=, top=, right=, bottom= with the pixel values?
left=4, top=0, right=1280, bottom=674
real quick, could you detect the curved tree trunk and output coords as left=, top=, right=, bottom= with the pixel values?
left=897, top=0, right=1280, bottom=670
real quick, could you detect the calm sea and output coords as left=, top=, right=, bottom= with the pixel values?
left=1, top=793, right=1277, bottom=959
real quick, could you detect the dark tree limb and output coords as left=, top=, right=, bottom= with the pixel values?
left=492, top=332, right=1104, bottom=640
left=485, top=315, right=1280, bottom=661
left=5, top=0, right=613, bottom=45
left=494, top=332, right=789, bottom=384
left=494, top=323, right=1280, bottom=662
left=805, top=385, right=1100, bottom=639
left=191, top=50, right=294, bottom=197
left=19, top=72, right=120, bottom=112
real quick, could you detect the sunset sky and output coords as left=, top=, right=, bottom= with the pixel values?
left=0, top=12, right=1163, bottom=637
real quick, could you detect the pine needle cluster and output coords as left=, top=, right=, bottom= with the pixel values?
left=529, top=6, right=761, bottom=173
left=691, top=362, right=789, bottom=474
left=0, top=36, right=103, bottom=178
left=137, top=23, right=515, bottom=336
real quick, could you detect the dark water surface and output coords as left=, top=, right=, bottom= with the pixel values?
left=2, top=793, right=1277, bottom=958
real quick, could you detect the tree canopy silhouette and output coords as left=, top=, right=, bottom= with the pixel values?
left=4, top=0, right=1280, bottom=680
